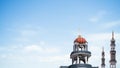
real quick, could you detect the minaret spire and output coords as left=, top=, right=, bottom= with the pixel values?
left=110, top=31, right=117, bottom=68
left=102, top=47, right=104, bottom=52
left=101, top=47, right=105, bottom=68
left=112, top=31, right=114, bottom=39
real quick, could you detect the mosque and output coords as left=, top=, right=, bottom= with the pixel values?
left=60, top=32, right=117, bottom=68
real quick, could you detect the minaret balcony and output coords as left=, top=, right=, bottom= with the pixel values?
left=70, top=51, right=91, bottom=58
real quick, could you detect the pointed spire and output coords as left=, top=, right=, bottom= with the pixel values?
left=112, top=31, right=114, bottom=39
left=102, top=47, right=104, bottom=52
left=102, top=47, right=105, bottom=56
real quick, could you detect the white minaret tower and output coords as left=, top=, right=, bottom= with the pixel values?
left=71, top=35, right=90, bottom=64
left=110, top=31, right=117, bottom=68
left=101, top=47, right=105, bottom=68
left=60, top=34, right=98, bottom=68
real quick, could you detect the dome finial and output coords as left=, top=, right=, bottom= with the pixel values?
left=78, top=28, right=80, bottom=34
left=78, top=35, right=81, bottom=38
left=78, top=28, right=82, bottom=38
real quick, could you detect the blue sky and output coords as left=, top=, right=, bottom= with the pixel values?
left=0, top=0, right=120, bottom=68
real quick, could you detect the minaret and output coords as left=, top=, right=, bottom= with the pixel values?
left=60, top=34, right=98, bottom=68
left=71, top=35, right=90, bottom=65
left=110, top=31, right=117, bottom=68
left=101, top=47, right=105, bottom=68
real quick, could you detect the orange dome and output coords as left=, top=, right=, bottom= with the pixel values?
left=74, top=35, right=87, bottom=44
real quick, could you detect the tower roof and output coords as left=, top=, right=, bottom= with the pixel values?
left=74, top=35, right=87, bottom=44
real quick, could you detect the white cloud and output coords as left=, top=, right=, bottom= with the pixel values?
left=101, top=20, right=120, bottom=29
left=89, top=10, right=107, bottom=22
left=0, top=41, right=62, bottom=62
left=39, top=41, right=45, bottom=45
left=23, top=44, right=60, bottom=54
left=0, top=49, right=69, bottom=63
left=21, top=30, right=36, bottom=36
left=37, top=55, right=70, bottom=63
left=0, top=54, right=7, bottom=58
left=24, top=45, right=42, bottom=52
left=86, top=33, right=110, bottom=42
